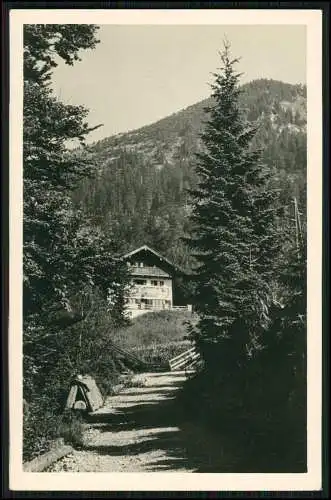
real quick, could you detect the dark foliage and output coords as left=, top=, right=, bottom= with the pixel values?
left=176, top=42, right=307, bottom=472
left=23, top=24, right=130, bottom=461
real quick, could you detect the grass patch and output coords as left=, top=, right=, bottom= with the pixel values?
left=111, top=310, right=197, bottom=370
left=112, top=310, right=197, bottom=350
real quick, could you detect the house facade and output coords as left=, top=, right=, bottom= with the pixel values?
left=123, top=245, right=189, bottom=318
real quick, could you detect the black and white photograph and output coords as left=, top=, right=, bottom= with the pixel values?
left=8, top=8, right=323, bottom=492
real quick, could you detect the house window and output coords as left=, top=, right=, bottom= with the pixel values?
left=140, top=262, right=144, bottom=267
left=141, top=298, right=153, bottom=308
left=134, top=279, right=146, bottom=285
left=159, top=281, right=164, bottom=286
left=151, top=280, right=158, bottom=286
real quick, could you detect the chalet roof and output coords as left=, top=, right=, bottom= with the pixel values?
left=122, top=245, right=185, bottom=275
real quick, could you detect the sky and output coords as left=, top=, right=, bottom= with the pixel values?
left=51, top=24, right=306, bottom=144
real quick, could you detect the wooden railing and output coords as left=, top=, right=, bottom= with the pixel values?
left=168, top=346, right=201, bottom=371
left=126, top=304, right=192, bottom=313
left=127, top=304, right=171, bottom=311
left=109, top=341, right=200, bottom=374
left=129, top=266, right=171, bottom=277
left=129, top=285, right=171, bottom=298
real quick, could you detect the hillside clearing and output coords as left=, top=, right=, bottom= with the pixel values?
left=112, top=310, right=197, bottom=349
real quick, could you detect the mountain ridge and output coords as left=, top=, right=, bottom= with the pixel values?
left=74, top=78, right=307, bottom=270
left=84, top=78, right=306, bottom=185
left=89, top=78, right=306, bottom=148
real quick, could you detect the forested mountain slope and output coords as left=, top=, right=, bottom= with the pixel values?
left=73, top=79, right=306, bottom=270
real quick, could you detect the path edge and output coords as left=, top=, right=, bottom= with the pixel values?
left=23, top=442, right=74, bottom=472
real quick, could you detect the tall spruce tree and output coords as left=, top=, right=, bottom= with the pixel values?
left=186, top=41, right=282, bottom=367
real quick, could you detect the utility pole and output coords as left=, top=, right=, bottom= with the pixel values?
left=293, top=197, right=302, bottom=259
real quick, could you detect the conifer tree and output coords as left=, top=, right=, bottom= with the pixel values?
left=186, top=40, right=282, bottom=366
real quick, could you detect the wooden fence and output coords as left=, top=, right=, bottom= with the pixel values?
left=168, top=346, right=201, bottom=371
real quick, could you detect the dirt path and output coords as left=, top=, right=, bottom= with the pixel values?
left=47, top=371, right=210, bottom=472
left=46, top=370, right=305, bottom=473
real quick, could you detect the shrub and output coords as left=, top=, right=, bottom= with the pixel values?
left=23, top=295, right=129, bottom=461
left=129, top=340, right=192, bottom=369
left=177, top=319, right=306, bottom=472
left=23, top=399, right=62, bottom=461
left=57, top=410, right=86, bottom=448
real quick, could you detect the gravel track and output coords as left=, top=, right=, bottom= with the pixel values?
left=47, top=371, right=203, bottom=472
left=44, top=370, right=305, bottom=474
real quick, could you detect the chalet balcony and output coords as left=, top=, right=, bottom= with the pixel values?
left=126, top=304, right=192, bottom=318
left=128, top=266, right=171, bottom=278
left=128, top=303, right=170, bottom=311
left=127, top=304, right=190, bottom=311
left=129, top=285, right=170, bottom=298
